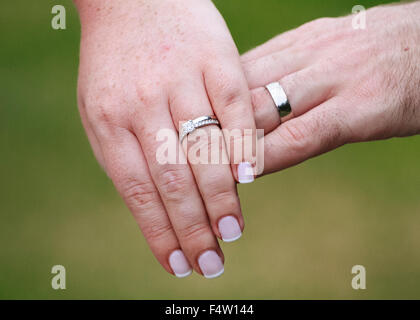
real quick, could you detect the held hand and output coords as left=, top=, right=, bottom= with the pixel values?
left=245, top=2, right=420, bottom=174
left=75, top=0, right=257, bottom=278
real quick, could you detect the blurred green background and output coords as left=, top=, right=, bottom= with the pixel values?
left=1, top=0, right=419, bottom=299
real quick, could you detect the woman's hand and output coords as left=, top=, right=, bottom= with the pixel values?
left=245, top=2, right=420, bottom=174
left=75, top=0, right=257, bottom=278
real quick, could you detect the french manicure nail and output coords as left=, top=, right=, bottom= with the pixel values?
left=198, top=250, right=224, bottom=279
left=238, top=162, right=254, bottom=184
left=219, top=216, right=242, bottom=242
left=169, top=250, right=192, bottom=278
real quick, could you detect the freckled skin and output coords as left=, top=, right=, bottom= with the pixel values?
left=73, top=0, right=254, bottom=277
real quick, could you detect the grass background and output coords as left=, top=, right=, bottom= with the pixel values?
left=1, top=0, right=419, bottom=299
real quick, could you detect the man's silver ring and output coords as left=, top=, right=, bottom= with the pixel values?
left=179, top=116, right=220, bottom=142
left=265, top=82, right=291, bottom=119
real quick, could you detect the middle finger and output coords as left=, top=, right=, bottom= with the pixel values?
left=169, top=76, right=244, bottom=244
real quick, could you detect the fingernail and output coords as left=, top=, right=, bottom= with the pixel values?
left=198, top=250, right=224, bottom=279
left=169, top=250, right=192, bottom=278
left=238, top=162, right=254, bottom=184
left=219, top=216, right=242, bottom=242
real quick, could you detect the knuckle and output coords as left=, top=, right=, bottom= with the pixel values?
left=298, top=18, right=346, bottom=50
left=136, top=86, right=161, bottom=108
left=316, top=110, right=346, bottom=150
left=206, top=188, right=239, bottom=214
left=281, top=73, right=299, bottom=96
left=310, top=106, right=349, bottom=150
left=86, top=102, right=120, bottom=128
left=158, top=167, right=190, bottom=200
left=141, top=220, right=173, bottom=243
left=221, top=88, right=243, bottom=109
left=121, top=179, right=158, bottom=211
left=178, top=221, right=210, bottom=241
left=213, top=78, right=245, bottom=108
left=314, top=59, right=342, bottom=78
left=83, top=85, right=122, bottom=127
left=282, top=120, right=311, bottom=154
left=251, top=88, right=268, bottom=114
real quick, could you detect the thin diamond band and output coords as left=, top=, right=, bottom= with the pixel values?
left=179, top=116, right=220, bottom=142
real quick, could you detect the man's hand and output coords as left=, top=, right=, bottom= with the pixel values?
left=244, top=2, right=420, bottom=174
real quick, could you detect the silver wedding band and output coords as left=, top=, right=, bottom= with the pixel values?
left=180, top=116, right=220, bottom=142
left=265, top=82, right=291, bottom=119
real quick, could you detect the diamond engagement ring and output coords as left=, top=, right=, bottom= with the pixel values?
left=179, top=116, right=220, bottom=143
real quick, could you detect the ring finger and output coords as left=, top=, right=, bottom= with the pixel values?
left=169, top=76, right=245, bottom=243
left=249, top=64, right=339, bottom=133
